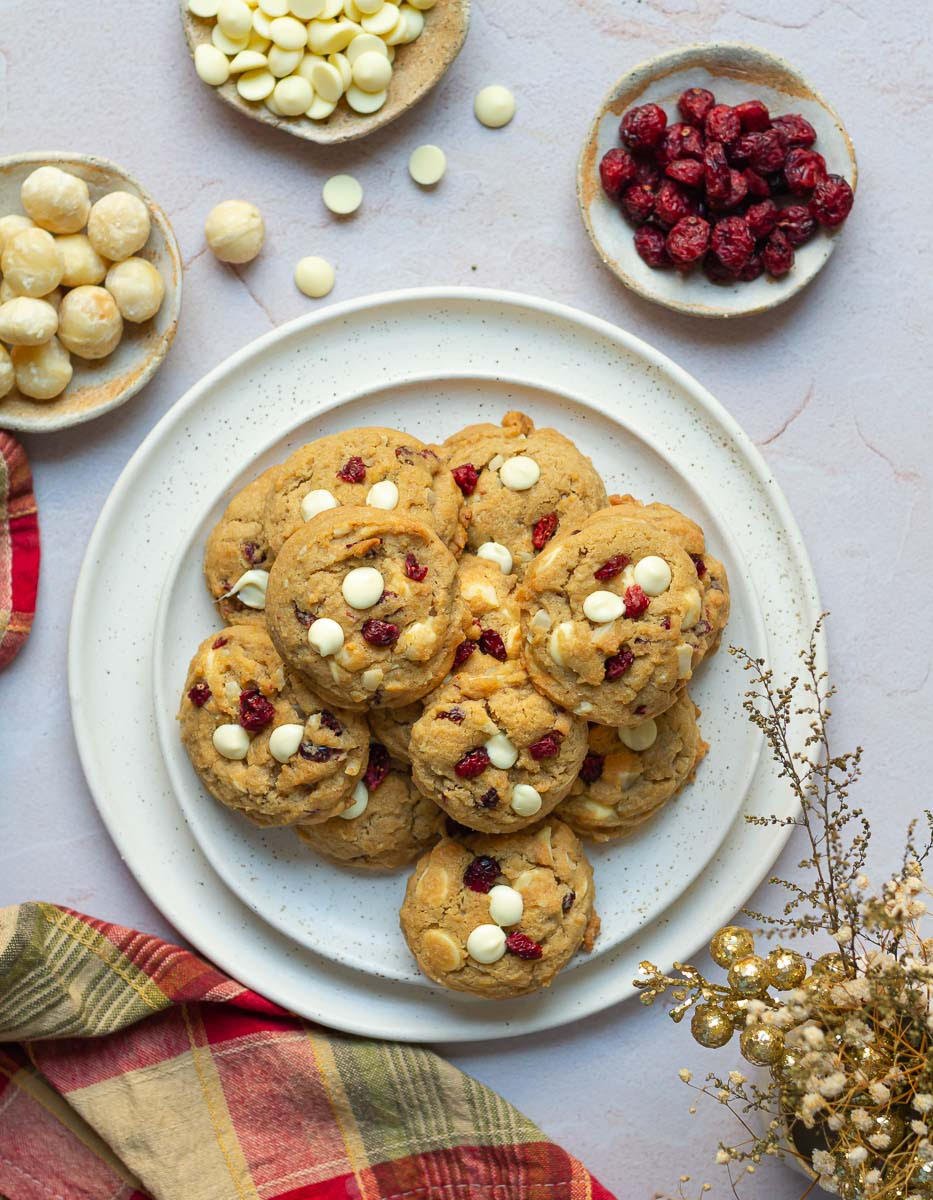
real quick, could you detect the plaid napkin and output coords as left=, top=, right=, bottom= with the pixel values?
left=0, top=433, right=39, bottom=672
left=0, top=903, right=615, bottom=1200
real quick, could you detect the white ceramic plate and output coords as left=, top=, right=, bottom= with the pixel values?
left=70, top=288, right=822, bottom=1042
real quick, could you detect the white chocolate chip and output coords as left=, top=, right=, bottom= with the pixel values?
left=295, top=256, right=336, bottom=297
left=237, top=66, right=277, bottom=100
left=269, top=723, right=305, bottom=762
left=345, top=84, right=386, bottom=112
left=510, top=783, right=542, bottom=817
left=618, top=718, right=658, bottom=752
left=361, top=667, right=384, bottom=690
left=213, top=723, right=251, bottom=760
left=485, top=733, right=518, bottom=770
left=352, top=50, right=392, bottom=92
left=269, top=13, right=308, bottom=47
left=574, top=702, right=593, bottom=716
left=498, top=455, right=539, bottom=491
left=307, top=94, right=338, bottom=120
left=366, top=479, right=399, bottom=510
left=633, top=555, right=672, bottom=596
left=311, top=60, right=345, bottom=102
left=223, top=568, right=269, bottom=609
left=547, top=621, right=575, bottom=667
left=681, top=586, right=702, bottom=630
left=329, top=51, right=353, bottom=89
left=582, top=589, right=625, bottom=624
left=345, top=32, right=387, bottom=61
left=339, top=780, right=369, bottom=819
left=195, top=40, right=232, bottom=86
left=476, top=541, right=512, bottom=575
left=218, top=0, right=253, bottom=39
left=676, top=643, right=694, bottom=679
left=301, top=488, right=339, bottom=520
left=322, top=174, right=363, bottom=215
left=466, top=924, right=506, bottom=964
left=189, top=0, right=221, bottom=15
left=488, top=884, right=524, bottom=927
left=229, top=48, right=269, bottom=72
left=341, top=565, right=384, bottom=609
left=360, top=2, right=398, bottom=34
left=273, top=73, right=314, bottom=113
left=530, top=609, right=552, bottom=632
left=212, top=23, right=250, bottom=54
left=289, top=0, right=326, bottom=15
left=408, top=144, right=446, bottom=186
left=474, top=84, right=516, bottom=128
left=308, top=616, right=345, bottom=655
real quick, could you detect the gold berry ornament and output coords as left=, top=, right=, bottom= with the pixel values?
left=690, top=1003, right=734, bottom=1048
left=739, top=1023, right=784, bottom=1066
left=709, top=925, right=755, bottom=968
left=727, top=954, right=771, bottom=997
left=812, top=951, right=848, bottom=979
left=766, top=947, right=806, bottom=990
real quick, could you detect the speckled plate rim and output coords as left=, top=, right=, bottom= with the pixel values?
left=69, top=287, right=823, bottom=1042
left=0, top=151, right=183, bottom=433
left=577, top=42, right=858, bottom=319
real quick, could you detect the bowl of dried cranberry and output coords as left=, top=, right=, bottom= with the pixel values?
left=578, top=43, right=857, bottom=318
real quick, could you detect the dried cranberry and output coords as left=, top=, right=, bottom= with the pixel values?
left=562, top=891, right=576, bottom=913
left=633, top=156, right=661, bottom=188
left=695, top=619, right=712, bottom=636
left=747, top=129, right=787, bottom=174
left=478, top=629, right=507, bottom=661
left=771, top=113, right=816, bottom=148
left=451, top=464, right=479, bottom=496
left=594, top=553, right=629, bottom=581
left=477, top=788, right=500, bottom=809
left=620, top=103, right=667, bottom=150
left=336, top=456, right=366, bottom=484
left=737, top=253, right=763, bottom=282
left=212, top=636, right=229, bottom=649
left=436, top=707, right=466, bottom=723
left=665, top=158, right=705, bottom=188
left=319, top=710, right=343, bottom=735
left=810, top=174, right=854, bottom=227
left=704, top=104, right=741, bottom=145
left=242, top=541, right=259, bottom=564
left=238, top=688, right=276, bottom=732
left=293, top=602, right=315, bottom=627
left=623, top=584, right=650, bottom=619
left=598, top=147, right=638, bottom=199
left=734, top=99, right=771, bottom=132
left=532, top=512, right=559, bottom=550
left=529, top=730, right=563, bottom=760
left=743, top=167, right=771, bottom=198
left=762, top=228, right=795, bottom=277
left=666, top=216, right=710, bottom=266
left=453, top=639, right=476, bottom=668
left=455, top=747, right=490, bottom=778
left=363, top=742, right=391, bottom=791
left=713, top=169, right=748, bottom=211
left=660, top=615, right=672, bottom=630
left=188, top=682, right=211, bottom=707
left=361, top=619, right=400, bottom=647
left=653, top=179, right=694, bottom=228
left=784, top=147, right=826, bottom=194
left=659, top=122, right=704, bottom=164
left=394, top=445, right=416, bottom=465
left=690, top=553, right=707, bottom=578
left=299, top=742, right=335, bottom=762
left=703, top=251, right=736, bottom=284
left=604, top=646, right=635, bottom=680
left=463, top=854, right=500, bottom=893
left=746, top=199, right=779, bottom=239
left=703, top=142, right=731, bottom=203
left=505, top=931, right=543, bottom=960
left=621, top=183, right=656, bottom=224
left=777, top=204, right=817, bottom=247
left=711, top=215, right=754, bottom=271
left=404, top=552, right=428, bottom=582
left=579, top=752, right=604, bottom=783
left=677, top=86, right=715, bottom=127
left=633, top=225, right=669, bottom=268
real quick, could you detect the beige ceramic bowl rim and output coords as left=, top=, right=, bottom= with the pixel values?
left=0, top=150, right=183, bottom=433
left=577, top=41, right=859, bottom=320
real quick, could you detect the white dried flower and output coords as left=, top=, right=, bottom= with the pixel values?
left=914, top=1094, right=933, bottom=1114
left=812, top=1149, right=836, bottom=1175
left=678, top=1068, right=692, bottom=1083
left=869, top=1081, right=891, bottom=1104
left=728, top=1071, right=746, bottom=1085
left=802, top=1025, right=825, bottom=1048
left=715, top=1149, right=729, bottom=1165
left=834, top=924, right=853, bottom=944
left=846, top=1146, right=868, bottom=1164
left=852, top=1108, right=873, bottom=1131
left=912, top=1120, right=929, bottom=1136
left=868, top=1132, right=891, bottom=1150
left=818, top=1072, right=847, bottom=1098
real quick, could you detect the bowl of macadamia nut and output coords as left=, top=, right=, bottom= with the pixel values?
left=0, top=153, right=182, bottom=432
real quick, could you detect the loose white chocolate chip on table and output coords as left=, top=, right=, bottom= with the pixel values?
left=0, top=214, right=35, bottom=256
left=485, top=733, right=518, bottom=770
left=474, top=84, right=516, bottom=129
left=21, top=166, right=91, bottom=235
left=476, top=541, right=513, bottom=575
left=308, top=616, right=345, bottom=655
left=86, top=192, right=151, bottom=262
left=352, top=50, right=392, bottom=92
left=213, top=723, right=251, bottom=760
left=105, top=258, right=165, bottom=323
left=224, top=568, right=270, bottom=609
left=681, top=586, right=702, bottom=630
left=366, top=479, right=399, bottom=510
left=341, top=565, right=384, bottom=609
left=294, top=255, right=335, bottom=298
left=488, top=884, right=524, bottom=928
left=676, top=643, right=694, bottom=679
left=408, top=144, right=446, bottom=186
left=300, top=487, right=339, bottom=520
left=498, top=455, right=540, bottom=491
left=466, top=924, right=506, bottom=965
left=339, top=780, right=369, bottom=819
left=0, top=346, right=14, bottom=399
left=0, top=298, right=58, bottom=347
left=196, top=41, right=233, bottom=83
left=322, top=174, right=363, bottom=215
left=57, top=286, right=123, bottom=360
left=269, top=723, right=305, bottom=762
left=633, top=555, right=672, bottom=596
left=510, top=783, right=543, bottom=817
left=11, top=337, right=72, bottom=400
left=618, top=718, right=658, bottom=752
left=56, top=234, right=108, bottom=288
left=205, top=200, right=265, bottom=263
left=345, top=85, right=387, bottom=114
left=2, top=228, right=64, bottom=298
left=582, top=589, right=625, bottom=624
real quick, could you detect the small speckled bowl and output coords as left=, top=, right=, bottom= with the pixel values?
left=0, top=152, right=182, bottom=433
left=578, top=43, right=858, bottom=319
left=180, top=0, right=470, bottom=146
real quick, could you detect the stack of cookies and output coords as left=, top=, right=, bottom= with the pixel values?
left=178, top=411, right=730, bottom=999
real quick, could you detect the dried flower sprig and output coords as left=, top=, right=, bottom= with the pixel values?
left=636, top=618, right=933, bottom=1200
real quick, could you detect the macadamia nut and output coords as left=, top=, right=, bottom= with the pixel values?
left=87, top=192, right=151, bottom=262
left=105, top=258, right=165, bottom=323
left=57, top=234, right=109, bottom=287
left=12, top=336, right=73, bottom=400
left=21, top=166, right=91, bottom=234
left=1, top=228, right=64, bottom=297
left=0, top=344, right=14, bottom=399
left=205, top=200, right=264, bottom=263
left=58, top=285, right=123, bottom=360
left=0, top=214, right=35, bottom=257
left=0, top=297, right=59, bottom=346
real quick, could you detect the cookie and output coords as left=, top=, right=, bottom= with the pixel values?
left=410, top=671, right=589, bottom=833
left=178, top=625, right=368, bottom=825
left=368, top=701, right=422, bottom=765
left=451, top=553, right=524, bottom=676
left=203, top=465, right=282, bottom=625
left=557, top=691, right=707, bottom=842
left=441, top=411, right=607, bottom=572
left=263, top=427, right=465, bottom=558
left=265, top=506, right=469, bottom=710
left=296, top=748, right=442, bottom=870
left=518, top=509, right=704, bottom=726
left=399, top=819, right=598, bottom=999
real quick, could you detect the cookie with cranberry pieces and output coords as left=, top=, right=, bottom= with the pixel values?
left=367, top=701, right=423, bottom=765
left=203, top=465, right=283, bottom=626
left=178, top=624, right=368, bottom=826
left=399, top=819, right=598, bottom=998
left=450, top=553, right=524, bottom=677
left=440, top=410, right=607, bottom=573
left=557, top=691, right=707, bottom=842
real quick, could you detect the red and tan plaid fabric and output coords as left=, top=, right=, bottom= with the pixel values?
left=0, top=903, right=616, bottom=1200
left=0, top=432, right=39, bottom=672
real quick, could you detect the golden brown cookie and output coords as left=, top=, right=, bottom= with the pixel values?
left=368, top=702, right=422, bottom=765
left=557, top=691, right=707, bottom=842
left=265, top=506, right=469, bottom=710
left=203, top=465, right=282, bottom=626
left=451, top=554, right=524, bottom=676
left=441, top=411, right=607, bottom=572
left=178, top=625, right=368, bottom=825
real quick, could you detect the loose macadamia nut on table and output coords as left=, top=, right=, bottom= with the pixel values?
left=58, top=285, right=123, bottom=360
left=57, top=234, right=109, bottom=287
left=0, top=345, right=14, bottom=399
left=87, top=191, right=151, bottom=261
left=0, top=297, right=59, bottom=346
left=1, top=228, right=64, bottom=298
left=12, top=336, right=73, bottom=400
left=21, top=166, right=91, bottom=235
left=105, top=258, right=165, bottom=323
left=205, top=200, right=265, bottom=264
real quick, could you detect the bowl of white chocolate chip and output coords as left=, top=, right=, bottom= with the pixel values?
left=0, top=153, right=182, bottom=433
left=181, top=0, right=469, bottom=145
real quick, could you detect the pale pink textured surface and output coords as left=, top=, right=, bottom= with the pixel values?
left=0, top=1, right=930, bottom=1196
